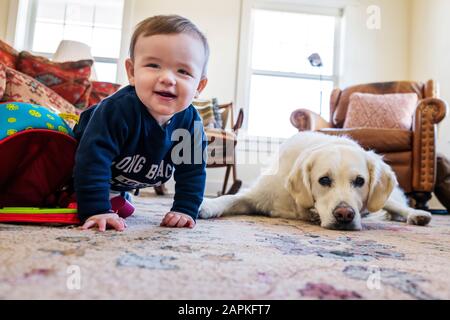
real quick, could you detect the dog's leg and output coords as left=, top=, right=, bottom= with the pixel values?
left=199, top=194, right=256, bottom=219
left=383, top=188, right=432, bottom=226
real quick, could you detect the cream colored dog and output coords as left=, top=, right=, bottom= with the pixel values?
left=199, top=132, right=432, bottom=230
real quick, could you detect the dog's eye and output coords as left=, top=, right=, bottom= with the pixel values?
left=319, top=176, right=332, bottom=187
left=353, top=176, right=365, bottom=188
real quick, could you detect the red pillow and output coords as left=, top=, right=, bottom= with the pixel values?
left=17, top=51, right=93, bottom=110
left=0, top=39, right=19, bottom=69
left=1, top=65, right=78, bottom=116
left=88, top=81, right=121, bottom=107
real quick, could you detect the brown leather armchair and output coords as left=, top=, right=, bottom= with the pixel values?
left=290, top=80, right=447, bottom=209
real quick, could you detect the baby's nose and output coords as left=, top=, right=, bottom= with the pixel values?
left=159, top=71, right=176, bottom=85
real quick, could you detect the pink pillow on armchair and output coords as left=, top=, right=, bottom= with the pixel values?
left=343, top=92, right=418, bottom=130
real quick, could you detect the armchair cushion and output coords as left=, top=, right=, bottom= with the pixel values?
left=193, top=98, right=223, bottom=129
left=0, top=40, right=19, bottom=69
left=17, top=51, right=93, bottom=110
left=319, top=128, right=412, bottom=153
left=343, top=92, right=418, bottom=130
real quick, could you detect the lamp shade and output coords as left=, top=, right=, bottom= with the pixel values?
left=53, top=40, right=97, bottom=80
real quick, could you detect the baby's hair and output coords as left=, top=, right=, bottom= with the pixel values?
left=129, top=14, right=209, bottom=77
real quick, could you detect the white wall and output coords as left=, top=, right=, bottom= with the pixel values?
left=340, top=0, right=411, bottom=87
left=0, top=0, right=11, bottom=39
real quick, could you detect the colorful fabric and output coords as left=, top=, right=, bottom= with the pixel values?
left=0, top=65, right=78, bottom=115
left=193, top=98, right=223, bottom=129
left=17, top=51, right=93, bottom=110
left=88, top=81, right=121, bottom=107
left=0, top=129, right=77, bottom=209
left=0, top=40, right=19, bottom=69
left=204, top=128, right=236, bottom=165
left=0, top=102, right=78, bottom=209
left=344, top=92, right=418, bottom=130
left=0, top=102, right=74, bottom=140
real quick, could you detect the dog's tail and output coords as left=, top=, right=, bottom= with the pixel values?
left=199, top=194, right=255, bottom=219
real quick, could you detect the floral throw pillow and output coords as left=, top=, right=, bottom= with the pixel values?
left=0, top=40, right=19, bottom=69
left=344, top=92, right=418, bottom=130
left=0, top=63, right=6, bottom=99
left=17, top=51, right=93, bottom=110
left=1, top=66, right=78, bottom=116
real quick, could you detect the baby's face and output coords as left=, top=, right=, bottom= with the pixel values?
left=126, top=33, right=207, bottom=125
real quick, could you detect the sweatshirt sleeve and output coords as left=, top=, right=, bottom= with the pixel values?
left=74, top=100, right=131, bottom=221
left=170, top=114, right=207, bottom=221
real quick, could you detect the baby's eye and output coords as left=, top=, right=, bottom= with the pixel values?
left=146, top=63, right=159, bottom=69
left=178, top=69, right=192, bottom=76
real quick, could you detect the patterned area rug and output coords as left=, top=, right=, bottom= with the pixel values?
left=1, top=195, right=450, bottom=300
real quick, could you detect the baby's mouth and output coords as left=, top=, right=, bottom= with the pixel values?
left=155, top=91, right=177, bottom=98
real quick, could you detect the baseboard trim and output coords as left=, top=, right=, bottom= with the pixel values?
left=136, top=180, right=250, bottom=198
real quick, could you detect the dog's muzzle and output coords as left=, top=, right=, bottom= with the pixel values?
left=332, top=202, right=355, bottom=224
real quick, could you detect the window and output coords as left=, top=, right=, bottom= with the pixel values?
left=25, top=0, right=124, bottom=82
left=239, top=6, right=341, bottom=138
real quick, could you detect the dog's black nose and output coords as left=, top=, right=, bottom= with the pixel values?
left=332, top=205, right=355, bottom=224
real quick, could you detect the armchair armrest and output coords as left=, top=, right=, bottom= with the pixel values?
left=290, top=108, right=332, bottom=131
left=412, top=97, right=448, bottom=192
left=232, top=108, right=244, bottom=134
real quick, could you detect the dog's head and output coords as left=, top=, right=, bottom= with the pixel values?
left=286, top=144, right=397, bottom=230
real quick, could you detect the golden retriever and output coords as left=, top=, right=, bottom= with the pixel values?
left=199, top=132, right=432, bottom=230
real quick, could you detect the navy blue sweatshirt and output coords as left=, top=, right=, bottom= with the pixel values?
left=73, top=85, right=207, bottom=222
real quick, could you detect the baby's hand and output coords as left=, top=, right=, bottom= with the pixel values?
left=160, top=212, right=195, bottom=228
left=80, top=213, right=127, bottom=232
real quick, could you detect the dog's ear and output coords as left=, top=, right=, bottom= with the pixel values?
left=285, top=152, right=315, bottom=208
left=366, top=151, right=397, bottom=212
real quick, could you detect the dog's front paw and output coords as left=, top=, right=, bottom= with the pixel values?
left=308, top=208, right=321, bottom=225
left=407, top=210, right=432, bottom=226
left=198, top=199, right=217, bottom=219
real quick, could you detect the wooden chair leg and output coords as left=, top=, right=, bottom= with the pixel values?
left=226, top=163, right=242, bottom=195
left=410, top=192, right=432, bottom=210
left=221, top=165, right=232, bottom=196
left=154, top=184, right=168, bottom=196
